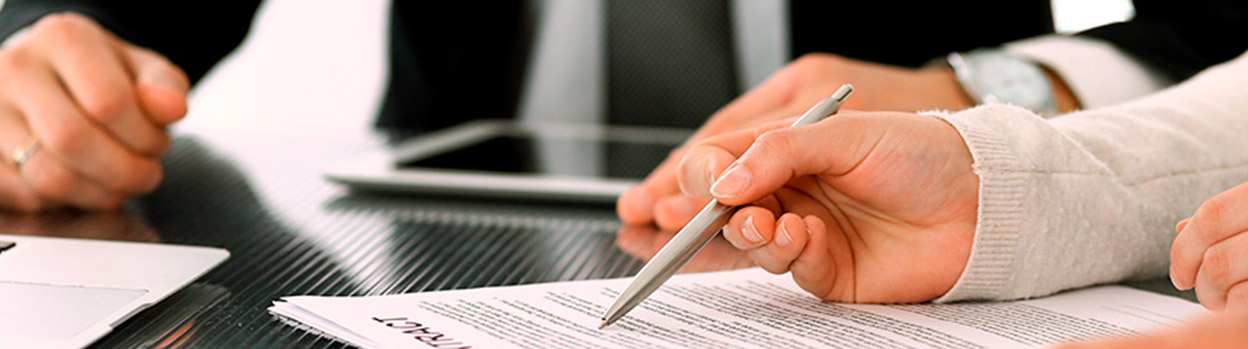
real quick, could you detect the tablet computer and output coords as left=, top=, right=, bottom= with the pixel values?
left=324, top=120, right=690, bottom=202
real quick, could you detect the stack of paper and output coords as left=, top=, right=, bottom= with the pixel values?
left=270, top=268, right=1204, bottom=348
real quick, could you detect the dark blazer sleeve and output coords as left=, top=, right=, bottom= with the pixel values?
left=0, top=0, right=263, bottom=85
left=1078, top=0, right=1248, bottom=82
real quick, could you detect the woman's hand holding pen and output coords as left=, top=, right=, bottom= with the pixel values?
left=674, top=111, right=978, bottom=303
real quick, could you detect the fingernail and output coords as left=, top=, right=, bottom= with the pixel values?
left=153, top=74, right=185, bottom=92
left=710, top=164, right=751, bottom=198
left=742, top=216, right=764, bottom=244
left=775, top=223, right=793, bottom=247
left=722, top=223, right=738, bottom=241
left=1176, top=218, right=1190, bottom=233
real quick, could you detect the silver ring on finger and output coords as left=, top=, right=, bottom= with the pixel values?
left=13, top=135, right=41, bottom=169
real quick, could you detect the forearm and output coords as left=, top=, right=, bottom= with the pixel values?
left=928, top=50, right=1248, bottom=302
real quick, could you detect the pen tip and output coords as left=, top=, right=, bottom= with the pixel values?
left=598, top=320, right=608, bottom=330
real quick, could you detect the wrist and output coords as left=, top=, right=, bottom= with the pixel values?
left=919, top=67, right=976, bottom=111
left=947, top=49, right=1059, bottom=116
left=1041, top=66, right=1081, bottom=113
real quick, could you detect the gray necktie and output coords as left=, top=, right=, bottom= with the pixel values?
left=606, top=0, right=739, bottom=129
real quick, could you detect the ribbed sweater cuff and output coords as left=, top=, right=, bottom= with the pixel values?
left=923, top=105, right=1030, bottom=302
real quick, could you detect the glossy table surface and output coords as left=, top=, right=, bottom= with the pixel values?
left=70, top=130, right=659, bottom=347
left=0, top=123, right=1193, bottom=348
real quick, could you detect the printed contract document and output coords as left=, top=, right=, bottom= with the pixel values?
left=270, top=268, right=1204, bottom=348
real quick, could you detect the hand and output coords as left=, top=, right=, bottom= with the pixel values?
left=617, top=53, right=973, bottom=231
left=1170, top=181, right=1248, bottom=311
left=1058, top=309, right=1248, bottom=349
left=674, top=111, right=978, bottom=303
left=0, top=13, right=189, bottom=211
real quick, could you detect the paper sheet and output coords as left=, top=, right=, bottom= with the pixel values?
left=270, top=268, right=1205, bottom=349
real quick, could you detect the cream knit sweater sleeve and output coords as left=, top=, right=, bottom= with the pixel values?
left=927, top=51, right=1248, bottom=302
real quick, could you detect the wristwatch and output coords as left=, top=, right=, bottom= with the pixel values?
left=947, top=49, right=1057, bottom=115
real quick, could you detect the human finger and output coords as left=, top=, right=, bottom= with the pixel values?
left=0, top=106, right=50, bottom=212
left=789, top=215, right=855, bottom=301
left=680, top=111, right=796, bottom=198
left=0, top=167, right=48, bottom=212
left=1193, top=232, right=1248, bottom=310
left=1171, top=182, right=1248, bottom=290
left=653, top=195, right=711, bottom=232
left=0, top=109, right=127, bottom=210
left=750, top=213, right=810, bottom=274
left=17, top=147, right=127, bottom=210
left=617, top=148, right=686, bottom=225
left=707, top=115, right=879, bottom=206
left=679, top=118, right=797, bottom=199
left=1176, top=218, right=1190, bottom=233
left=721, top=206, right=776, bottom=251
left=121, top=45, right=189, bottom=126
left=10, top=57, right=162, bottom=194
left=30, top=13, right=169, bottom=157
left=632, top=117, right=793, bottom=229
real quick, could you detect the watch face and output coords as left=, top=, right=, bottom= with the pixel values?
left=970, top=52, right=1052, bottom=109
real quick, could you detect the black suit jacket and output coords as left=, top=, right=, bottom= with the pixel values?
left=1, top=0, right=1243, bottom=132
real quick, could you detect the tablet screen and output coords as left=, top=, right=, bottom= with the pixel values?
left=398, top=134, right=677, bottom=180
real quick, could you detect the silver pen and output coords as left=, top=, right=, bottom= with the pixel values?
left=600, top=84, right=854, bottom=329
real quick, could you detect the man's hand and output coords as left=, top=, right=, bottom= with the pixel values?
left=674, top=112, right=978, bottom=303
left=1170, top=181, right=1248, bottom=311
left=0, top=13, right=189, bottom=211
left=617, top=54, right=973, bottom=231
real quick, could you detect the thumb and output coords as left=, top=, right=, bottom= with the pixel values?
left=122, top=46, right=190, bottom=126
left=708, top=115, right=878, bottom=206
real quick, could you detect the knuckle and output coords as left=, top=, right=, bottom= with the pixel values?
left=1202, top=245, right=1231, bottom=286
left=0, top=47, right=30, bottom=75
left=793, top=53, right=836, bottom=67
left=39, top=120, right=90, bottom=156
left=33, top=13, right=91, bottom=43
left=78, top=89, right=130, bottom=123
left=1195, top=198, right=1226, bottom=234
left=790, top=53, right=841, bottom=77
left=28, top=166, right=75, bottom=200
left=753, top=131, right=794, bottom=156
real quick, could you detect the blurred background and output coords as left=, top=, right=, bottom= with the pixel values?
left=0, top=0, right=1136, bottom=140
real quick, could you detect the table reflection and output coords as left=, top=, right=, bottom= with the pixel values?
left=0, top=210, right=159, bottom=243
left=615, top=224, right=755, bottom=274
